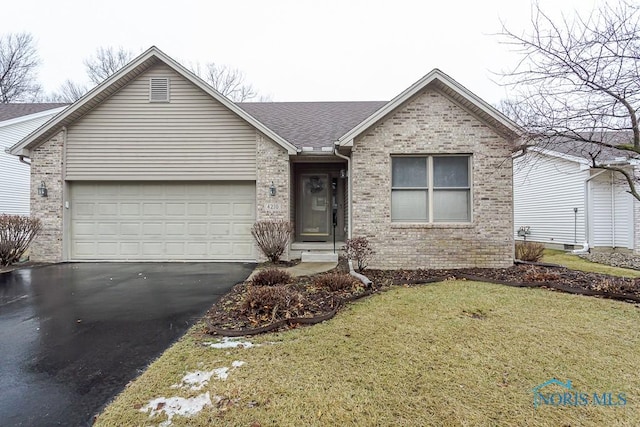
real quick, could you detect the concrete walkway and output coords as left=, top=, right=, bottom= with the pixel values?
left=285, top=262, right=338, bottom=277
left=248, top=261, right=337, bottom=280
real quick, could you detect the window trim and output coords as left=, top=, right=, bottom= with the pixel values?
left=391, top=154, right=472, bottom=224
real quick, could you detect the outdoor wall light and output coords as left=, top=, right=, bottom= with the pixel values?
left=37, top=181, right=48, bottom=197
left=269, top=181, right=276, bottom=196
left=340, top=169, right=347, bottom=179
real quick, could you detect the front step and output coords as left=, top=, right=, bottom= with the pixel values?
left=300, top=251, right=339, bottom=263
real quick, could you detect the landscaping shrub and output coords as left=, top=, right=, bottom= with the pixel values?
left=515, top=241, right=545, bottom=262
left=251, top=220, right=293, bottom=263
left=0, top=214, right=41, bottom=267
left=343, top=236, right=374, bottom=271
left=313, top=272, right=360, bottom=292
left=241, top=285, right=305, bottom=320
left=251, top=268, right=293, bottom=287
left=522, top=266, right=561, bottom=282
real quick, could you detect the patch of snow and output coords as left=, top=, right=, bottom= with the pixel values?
left=140, top=392, right=212, bottom=426
left=205, top=337, right=255, bottom=349
left=170, top=362, right=247, bottom=392
left=171, top=371, right=215, bottom=390
left=213, top=367, right=230, bottom=380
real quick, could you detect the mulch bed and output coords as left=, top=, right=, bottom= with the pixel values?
left=205, top=262, right=640, bottom=336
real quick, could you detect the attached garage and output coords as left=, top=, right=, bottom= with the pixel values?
left=8, top=47, right=297, bottom=263
left=70, top=182, right=255, bottom=261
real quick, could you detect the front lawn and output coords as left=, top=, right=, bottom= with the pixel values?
left=542, top=250, right=640, bottom=278
left=96, top=281, right=640, bottom=426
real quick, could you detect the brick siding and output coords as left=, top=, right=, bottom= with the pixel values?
left=30, top=131, right=64, bottom=262
left=255, top=133, right=291, bottom=260
left=351, top=88, right=514, bottom=269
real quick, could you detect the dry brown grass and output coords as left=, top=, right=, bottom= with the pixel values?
left=96, top=281, right=640, bottom=426
left=542, top=249, right=640, bottom=278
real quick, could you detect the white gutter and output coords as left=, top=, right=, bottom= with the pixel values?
left=333, top=144, right=352, bottom=239
left=18, top=155, right=31, bottom=166
left=573, top=170, right=608, bottom=254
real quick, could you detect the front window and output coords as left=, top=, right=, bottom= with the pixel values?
left=391, top=155, right=471, bottom=223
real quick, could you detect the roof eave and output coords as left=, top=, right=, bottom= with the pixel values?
left=336, top=69, right=522, bottom=147
left=8, top=46, right=298, bottom=156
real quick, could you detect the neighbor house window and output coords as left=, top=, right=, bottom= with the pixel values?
left=391, top=155, right=471, bottom=222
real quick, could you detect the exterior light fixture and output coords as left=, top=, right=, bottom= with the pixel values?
left=269, top=181, right=276, bottom=196
left=37, top=181, right=48, bottom=197
left=340, top=169, right=347, bottom=179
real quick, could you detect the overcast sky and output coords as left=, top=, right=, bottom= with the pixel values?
left=5, top=0, right=596, bottom=105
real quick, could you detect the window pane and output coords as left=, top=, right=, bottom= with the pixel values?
left=392, top=190, right=428, bottom=221
left=433, top=190, right=470, bottom=222
left=433, top=156, right=469, bottom=188
left=392, top=157, right=427, bottom=187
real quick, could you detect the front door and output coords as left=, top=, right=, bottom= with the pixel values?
left=298, top=174, right=331, bottom=241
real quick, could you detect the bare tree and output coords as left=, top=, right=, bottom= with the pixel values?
left=47, top=79, right=88, bottom=102
left=192, top=62, right=258, bottom=102
left=498, top=1, right=640, bottom=201
left=84, top=46, right=134, bottom=84
left=0, top=32, right=41, bottom=103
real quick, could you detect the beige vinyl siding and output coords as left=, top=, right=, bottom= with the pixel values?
left=65, top=63, right=257, bottom=180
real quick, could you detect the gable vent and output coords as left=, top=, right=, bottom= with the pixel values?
left=149, top=78, right=170, bottom=102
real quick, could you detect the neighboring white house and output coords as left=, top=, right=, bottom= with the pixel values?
left=0, top=104, right=68, bottom=215
left=514, top=145, right=639, bottom=253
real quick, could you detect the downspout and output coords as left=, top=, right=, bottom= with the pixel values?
left=18, top=155, right=31, bottom=166
left=333, top=142, right=373, bottom=286
left=610, top=170, right=616, bottom=249
left=572, top=169, right=607, bottom=254
left=334, top=143, right=351, bottom=239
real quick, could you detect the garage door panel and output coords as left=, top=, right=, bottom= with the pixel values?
left=187, top=203, right=208, bottom=216
left=210, top=203, right=230, bottom=216
left=166, top=203, right=185, bottom=215
left=120, top=223, right=141, bottom=236
left=97, top=223, right=118, bottom=236
left=97, top=242, right=118, bottom=256
left=233, top=203, right=253, bottom=216
left=120, top=242, right=140, bottom=255
left=75, top=203, right=95, bottom=216
left=232, top=243, right=253, bottom=256
left=120, top=203, right=140, bottom=215
left=70, top=182, right=255, bottom=260
left=98, top=203, right=118, bottom=215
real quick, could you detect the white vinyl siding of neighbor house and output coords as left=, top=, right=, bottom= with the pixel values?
left=513, top=153, right=587, bottom=246
left=589, top=171, right=634, bottom=250
left=0, top=111, right=63, bottom=215
left=65, top=63, right=257, bottom=180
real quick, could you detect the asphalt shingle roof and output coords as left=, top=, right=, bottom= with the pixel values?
left=238, top=101, right=387, bottom=150
left=542, top=133, right=637, bottom=163
left=0, top=103, right=68, bottom=123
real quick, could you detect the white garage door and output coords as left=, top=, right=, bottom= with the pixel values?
left=70, top=182, right=255, bottom=260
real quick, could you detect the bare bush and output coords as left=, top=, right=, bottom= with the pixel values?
left=313, top=272, right=360, bottom=292
left=0, top=214, right=41, bottom=266
left=515, top=242, right=545, bottom=262
left=251, top=268, right=293, bottom=287
left=241, top=285, right=305, bottom=320
left=251, top=220, right=293, bottom=263
left=343, top=237, right=374, bottom=271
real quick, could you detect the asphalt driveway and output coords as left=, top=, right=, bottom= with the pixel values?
left=0, top=262, right=254, bottom=427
